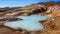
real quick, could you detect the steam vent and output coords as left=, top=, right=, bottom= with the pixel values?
left=0, top=2, right=60, bottom=34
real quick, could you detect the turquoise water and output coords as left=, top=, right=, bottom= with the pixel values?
left=4, top=15, right=48, bottom=31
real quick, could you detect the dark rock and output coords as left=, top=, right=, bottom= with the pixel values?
left=0, top=18, right=23, bottom=21
left=29, top=7, right=47, bottom=15
left=7, top=18, right=23, bottom=21
left=0, top=18, right=7, bottom=21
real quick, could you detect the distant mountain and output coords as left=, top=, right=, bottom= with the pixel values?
left=5, top=7, right=22, bottom=9
left=0, top=7, right=22, bottom=12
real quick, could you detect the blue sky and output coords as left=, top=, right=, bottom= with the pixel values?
left=0, top=0, right=60, bottom=7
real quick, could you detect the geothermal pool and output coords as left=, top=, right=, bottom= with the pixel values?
left=4, top=15, right=48, bottom=31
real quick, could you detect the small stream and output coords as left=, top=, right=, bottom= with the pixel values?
left=4, top=15, right=48, bottom=31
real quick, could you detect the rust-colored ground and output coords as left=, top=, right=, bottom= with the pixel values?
left=0, top=2, right=60, bottom=34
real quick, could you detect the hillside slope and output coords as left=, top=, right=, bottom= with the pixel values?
left=0, top=2, right=60, bottom=34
